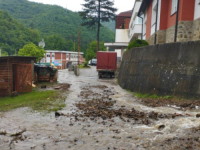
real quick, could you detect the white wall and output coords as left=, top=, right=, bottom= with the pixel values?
left=151, top=0, right=161, bottom=35
left=115, top=29, right=129, bottom=42
left=194, top=0, right=200, bottom=20
left=115, top=49, right=122, bottom=57
left=129, top=0, right=142, bottom=41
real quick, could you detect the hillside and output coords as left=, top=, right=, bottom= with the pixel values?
left=0, top=0, right=115, bottom=52
left=0, top=10, right=40, bottom=55
left=102, top=21, right=115, bottom=32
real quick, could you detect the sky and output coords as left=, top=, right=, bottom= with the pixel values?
left=28, top=0, right=135, bottom=14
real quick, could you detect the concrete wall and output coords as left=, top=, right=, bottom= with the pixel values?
left=118, top=41, right=200, bottom=98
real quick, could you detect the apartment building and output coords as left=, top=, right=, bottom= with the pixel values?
left=137, top=0, right=200, bottom=44
left=40, top=50, right=84, bottom=69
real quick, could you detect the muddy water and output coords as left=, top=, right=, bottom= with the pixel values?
left=0, top=66, right=200, bottom=150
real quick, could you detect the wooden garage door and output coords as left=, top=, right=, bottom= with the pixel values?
left=15, top=64, right=32, bottom=93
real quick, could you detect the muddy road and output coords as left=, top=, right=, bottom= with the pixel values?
left=1, top=66, right=200, bottom=150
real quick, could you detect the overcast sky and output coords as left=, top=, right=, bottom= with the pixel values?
left=28, top=0, right=135, bottom=14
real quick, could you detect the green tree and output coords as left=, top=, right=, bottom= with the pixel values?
left=1, top=49, right=8, bottom=56
left=18, top=43, right=46, bottom=61
left=86, top=41, right=106, bottom=61
left=79, top=0, right=117, bottom=52
left=0, top=10, right=40, bottom=55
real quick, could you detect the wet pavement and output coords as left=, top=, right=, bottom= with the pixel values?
left=1, top=66, right=200, bottom=150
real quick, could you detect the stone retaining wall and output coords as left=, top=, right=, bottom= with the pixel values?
left=118, top=41, right=200, bottom=98
left=193, top=18, right=200, bottom=41
left=147, top=19, right=199, bottom=45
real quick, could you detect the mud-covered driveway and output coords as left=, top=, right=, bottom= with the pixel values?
left=1, top=66, right=200, bottom=150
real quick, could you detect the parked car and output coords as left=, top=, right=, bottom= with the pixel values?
left=91, top=58, right=97, bottom=66
left=88, top=60, right=91, bottom=65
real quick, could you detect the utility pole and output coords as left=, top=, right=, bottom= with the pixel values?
left=0, top=47, right=1, bottom=57
left=77, top=26, right=81, bottom=65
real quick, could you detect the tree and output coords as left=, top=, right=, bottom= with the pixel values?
left=79, top=0, right=117, bottom=52
left=18, top=43, right=46, bottom=61
left=85, top=41, right=106, bottom=61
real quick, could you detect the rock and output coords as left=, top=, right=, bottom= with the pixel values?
left=196, top=114, right=200, bottom=118
left=158, top=125, right=165, bottom=131
left=41, top=85, right=46, bottom=89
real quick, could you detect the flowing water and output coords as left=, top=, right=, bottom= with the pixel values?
left=0, top=66, right=200, bottom=150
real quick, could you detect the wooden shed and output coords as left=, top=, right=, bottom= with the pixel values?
left=0, top=56, right=36, bottom=97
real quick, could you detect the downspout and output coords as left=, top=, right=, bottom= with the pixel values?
left=174, top=0, right=180, bottom=42
left=154, top=0, right=159, bottom=45
left=138, top=16, right=143, bottom=40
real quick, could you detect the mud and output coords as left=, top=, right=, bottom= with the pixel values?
left=68, top=85, right=179, bottom=126
left=1, top=67, right=200, bottom=150
left=141, top=98, right=200, bottom=110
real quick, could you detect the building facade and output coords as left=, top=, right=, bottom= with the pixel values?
left=41, top=50, right=84, bottom=70
left=138, top=0, right=200, bottom=45
left=115, top=10, right=132, bottom=43
left=129, top=0, right=143, bottom=42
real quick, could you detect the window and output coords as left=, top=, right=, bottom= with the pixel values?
left=171, top=0, right=178, bottom=15
left=47, top=54, right=50, bottom=57
left=151, top=5, right=157, bottom=25
left=66, top=54, right=69, bottom=59
left=52, top=54, right=55, bottom=57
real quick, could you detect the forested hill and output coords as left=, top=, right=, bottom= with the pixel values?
left=0, top=0, right=115, bottom=51
left=0, top=10, right=40, bottom=55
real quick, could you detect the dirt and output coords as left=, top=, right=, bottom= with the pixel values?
left=65, top=85, right=180, bottom=126
left=38, top=82, right=71, bottom=91
left=140, top=98, right=200, bottom=110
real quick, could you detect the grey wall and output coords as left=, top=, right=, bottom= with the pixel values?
left=118, top=41, right=200, bottom=98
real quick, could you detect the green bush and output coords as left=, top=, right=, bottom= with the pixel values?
left=83, top=61, right=88, bottom=67
left=127, top=39, right=149, bottom=50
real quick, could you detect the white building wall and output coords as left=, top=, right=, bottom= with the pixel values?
left=115, top=49, right=122, bottom=57
left=194, top=0, right=200, bottom=20
left=151, top=0, right=161, bottom=35
left=115, top=29, right=129, bottom=42
left=129, top=0, right=142, bottom=41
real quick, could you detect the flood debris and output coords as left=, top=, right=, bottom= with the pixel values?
left=63, top=85, right=180, bottom=126
left=196, top=114, right=200, bottom=118
left=0, top=130, right=7, bottom=135
left=41, top=85, right=46, bottom=89
left=9, top=129, right=27, bottom=149
left=11, top=129, right=26, bottom=137
left=141, top=98, right=200, bottom=110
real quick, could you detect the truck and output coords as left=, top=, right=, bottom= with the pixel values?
left=97, top=51, right=117, bottom=78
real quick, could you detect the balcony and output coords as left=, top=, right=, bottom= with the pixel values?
left=129, top=24, right=142, bottom=42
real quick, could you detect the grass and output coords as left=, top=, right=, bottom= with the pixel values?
left=0, top=90, right=66, bottom=112
left=126, top=90, right=172, bottom=99
left=78, top=64, right=90, bottom=69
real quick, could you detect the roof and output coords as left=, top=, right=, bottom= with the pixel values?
left=138, top=0, right=150, bottom=16
left=46, top=50, right=84, bottom=55
left=0, top=56, right=37, bottom=60
left=117, top=10, right=132, bottom=17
